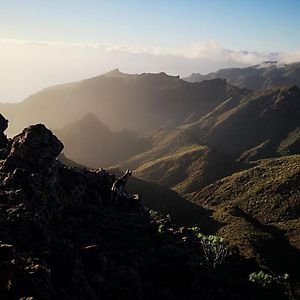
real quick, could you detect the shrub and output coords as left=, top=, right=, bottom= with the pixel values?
left=196, top=232, right=229, bottom=269
left=249, top=271, right=291, bottom=299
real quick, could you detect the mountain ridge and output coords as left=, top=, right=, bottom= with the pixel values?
left=0, top=71, right=247, bottom=137
left=184, top=61, right=300, bottom=91
left=116, top=82, right=300, bottom=253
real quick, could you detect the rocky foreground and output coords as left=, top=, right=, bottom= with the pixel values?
left=0, top=115, right=290, bottom=299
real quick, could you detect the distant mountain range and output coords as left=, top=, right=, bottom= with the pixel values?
left=0, top=69, right=243, bottom=137
left=184, top=61, right=300, bottom=91
left=121, top=85, right=300, bottom=198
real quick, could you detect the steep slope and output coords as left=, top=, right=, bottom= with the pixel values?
left=58, top=153, right=86, bottom=168
left=191, top=85, right=300, bottom=160
left=0, top=115, right=285, bottom=300
left=0, top=70, right=246, bottom=137
left=126, top=144, right=240, bottom=199
left=55, top=113, right=150, bottom=168
left=108, top=167, right=220, bottom=229
left=193, top=155, right=300, bottom=283
left=121, top=85, right=300, bottom=199
left=184, top=61, right=300, bottom=91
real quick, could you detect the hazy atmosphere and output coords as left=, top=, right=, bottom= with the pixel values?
left=1, top=1, right=300, bottom=299
left=1, top=0, right=300, bottom=102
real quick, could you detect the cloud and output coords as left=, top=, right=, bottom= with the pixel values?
left=1, top=38, right=299, bottom=66
left=1, top=38, right=300, bottom=102
left=279, top=50, right=300, bottom=63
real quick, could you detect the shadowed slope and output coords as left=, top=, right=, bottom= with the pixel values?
left=55, top=113, right=150, bottom=168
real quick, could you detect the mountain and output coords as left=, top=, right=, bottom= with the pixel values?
left=120, top=85, right=300, bottom=200
left=0, top=114, right=286, bottom=300
left=187, top=85, right=300, bottom=161
left=184, top=61, right=300, bottom=91
left=0, top=70, right=247, bottom=137
left=55, top=113, right=150, bottom=168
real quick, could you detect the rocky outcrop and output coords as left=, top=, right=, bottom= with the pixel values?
left=0, top=115, right=288, bottom=300
left=0, top=114, right=8, bottom=157
left=2, top=124, right=63, bottom=171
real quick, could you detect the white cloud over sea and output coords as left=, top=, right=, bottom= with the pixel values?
left=0, top=38, right=300, bottom=102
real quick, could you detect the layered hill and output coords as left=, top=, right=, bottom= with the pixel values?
left=184, top=61, right=300, bottom=91
left=55, top=113, right=150, bottom=168
left=121, top=85, right=300, bottom=199
left=0, top=69, right=248, bottom=137
left=188, top=85, right=300, bottom=161
left=0, top=114, right=286, bottom=300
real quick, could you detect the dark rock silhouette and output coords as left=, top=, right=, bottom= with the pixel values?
left=0, top=115, right=288, bottom=299
left=0, top=114, right=8, bottom=155
left=3, top=124, right=64, bottom=171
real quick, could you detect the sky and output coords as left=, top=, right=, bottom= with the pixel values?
left=1, top=0, right=300, bottom=102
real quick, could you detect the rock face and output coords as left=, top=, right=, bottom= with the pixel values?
left=0, top=115, right=288, bottom=300
left=0, top=114, right=8, bottom=156
left=3, top=124, right=64, bottom=170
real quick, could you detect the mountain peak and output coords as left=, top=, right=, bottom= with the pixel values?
left=254, top=60, right=283, bottom=69
left=184, top=61, right=300, bottom=90
left=139, top=72, right=180, bottom=81
left=75, top=113, right=109, bottom=131
left=79, top=112, right=100, bottom=122
left=102, top=68, right=132, bottom=78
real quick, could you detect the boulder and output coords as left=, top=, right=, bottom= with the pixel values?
left=3, top=124, right=63, bottom=170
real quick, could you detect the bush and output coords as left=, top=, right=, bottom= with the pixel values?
left=196, top=231, right=229, bottom=269
left=249, top=271, right=291, bottom=299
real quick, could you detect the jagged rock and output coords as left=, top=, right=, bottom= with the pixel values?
left=0, top=114, right=8, bottom=133
left=2, top=124, right=63, bottom=170
left=0, top=114, right=8, bottom=155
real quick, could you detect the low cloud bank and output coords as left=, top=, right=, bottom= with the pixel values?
left=0, top=38, right=299, bottom=102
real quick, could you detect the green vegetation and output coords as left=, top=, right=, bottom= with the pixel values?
left=191, top=227, right=229, bottom=268
left=249, top=271, right=289, bottom=288
left=278, top=127, right=300, bottom=156
left=192, top=155, right=300, bottom=297
left=249, top=271, right=291, bottom=299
